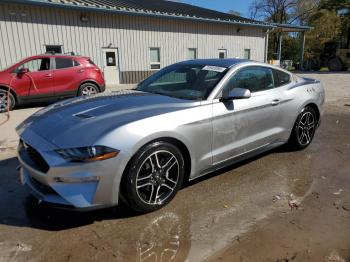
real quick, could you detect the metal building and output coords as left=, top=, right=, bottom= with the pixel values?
left=0, top=0, right=309, bottom=85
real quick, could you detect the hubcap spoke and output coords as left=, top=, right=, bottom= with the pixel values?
left=163, top=156, right=176, bottom=173
left=154, top=153, right=161, bottom=169
left=162, top=183, right=175, bottom=191
left=148, top=184, right=155, bottom=203
left=137, top=181, right=153, bottom=189
left=154, top=185, right=161, bottom=204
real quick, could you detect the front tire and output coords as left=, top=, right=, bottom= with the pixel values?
left=123, top=141, right=185, bottom=213
left=0, top=89, right=15, bottom=113
left=78, top=83, right=99, bottom=96
left=288, top=106, right=317, bottom=150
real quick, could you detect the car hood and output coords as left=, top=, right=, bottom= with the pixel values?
left=17, top=90, right=196, bottom=148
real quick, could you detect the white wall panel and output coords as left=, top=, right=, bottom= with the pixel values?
left=0, top=3, right=266, bottom=81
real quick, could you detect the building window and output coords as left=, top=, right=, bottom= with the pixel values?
left=188, top=48, right=197, bottom=60
left=150, top=47, right=160, bottom=70
left=244, top=49, right=251, bottom=60
left=106, top=52, right=116, bottom=66
left=45, top=45, right=62, bottom=54
left=218, top=49, right=227, bottom=59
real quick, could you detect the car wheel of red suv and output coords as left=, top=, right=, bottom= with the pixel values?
left=78, top=83, right=100, bottom=96
left=0, top=89, right=15, bottom=113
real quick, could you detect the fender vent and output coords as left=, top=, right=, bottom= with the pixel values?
left=74, top=113, right=94, bottom=119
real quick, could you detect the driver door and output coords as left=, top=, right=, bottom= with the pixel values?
left=212, top=66, right=282, bottom=164
left=11, top=57, right=54, bottom=99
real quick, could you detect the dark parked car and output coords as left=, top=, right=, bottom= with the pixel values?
left=0, top=54, right=105, bottom=112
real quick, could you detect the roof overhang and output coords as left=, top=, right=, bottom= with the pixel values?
left=3, top=0, right=312, bottom=32
left=4, top=0, right=275, bottom=29
left=271, top=23, right=313, bottom=32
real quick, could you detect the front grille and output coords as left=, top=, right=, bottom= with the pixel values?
left=20, top=140, right=50, bottom=173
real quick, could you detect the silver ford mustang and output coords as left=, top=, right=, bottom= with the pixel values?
left=17, top=59, right=325, bottom=212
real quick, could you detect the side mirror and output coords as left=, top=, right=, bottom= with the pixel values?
left=18, top=68, right=29, bottom=75
left=220, top=87, right=251, bottom=102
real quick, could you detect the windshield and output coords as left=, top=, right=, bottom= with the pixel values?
left=137, top=64, right=228, bottom=100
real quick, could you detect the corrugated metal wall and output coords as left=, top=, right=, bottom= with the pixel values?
left=0, top=3, right=267, bottom=83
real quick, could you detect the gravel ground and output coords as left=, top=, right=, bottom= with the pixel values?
left=0, top=73, right=349, bottom=262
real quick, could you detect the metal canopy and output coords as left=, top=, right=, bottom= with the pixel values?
left=267, top=24, right=312, bottom=70
left=273, top=23, right=313, bottom=32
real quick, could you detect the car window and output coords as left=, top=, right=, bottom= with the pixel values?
left=55, top=58, right=73, bottom=69
left=137, top=64, right=227, bottom=100
left=87, top=59, right=96, bottom=65
left=73, top=60, right=80, bottom=67
left=224, top=66, right=274, bottom=93
left=16, top=58, right=50, bottom=72
left=273, top=69, right=291, bottom=87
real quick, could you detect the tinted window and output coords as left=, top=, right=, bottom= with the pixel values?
left=273, top=69, right=291, bottom=87
left=73, top=60, right=80, bottom=66
left=16, top=58, right=50, bottom=72
left=137, top=64, right=227, bottom=100
left=55, top=58, right=73, bottom=69
left=225, top=66, right=274, bottom=93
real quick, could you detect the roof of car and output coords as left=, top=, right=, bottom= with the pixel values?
left=177, top=58, right=250, bottom=68
left=26, top=54, right=87, bottom=59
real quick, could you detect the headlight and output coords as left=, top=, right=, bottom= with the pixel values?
left=56, top=146, right=119, bottom=162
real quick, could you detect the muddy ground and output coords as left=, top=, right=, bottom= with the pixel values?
left=0, top=73, right=349, bottom=262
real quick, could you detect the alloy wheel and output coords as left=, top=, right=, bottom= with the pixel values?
left=81, top=85, right=98, bottom=96
left=136, top=150, right=180, bottom=205
left=0, top=92, right=9, bottom=112
left=297, top=111, right=316, bottom=146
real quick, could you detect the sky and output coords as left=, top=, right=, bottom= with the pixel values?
left=178, top=0, right=255, bottom=18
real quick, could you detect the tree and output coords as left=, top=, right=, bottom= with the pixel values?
left=249, top=0, right=319, bottom=60
left=305, top=9, right=342, bottom=56
left=249, top=0, right=319, bottom=24
left=319, top=0, right=350, bottom=48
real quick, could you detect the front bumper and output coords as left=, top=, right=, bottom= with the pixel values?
left=17, top=134, right=127, bottom=210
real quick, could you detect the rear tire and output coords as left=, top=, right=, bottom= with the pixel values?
left=78, top=83, right=99, bottom=96
left=328, top=57, right=343, bottom=71
left=122, top=141, right=185, bottom=213
left=0, top=89, right=15, bottom=113
left=288, top=106, right=317, bottom=150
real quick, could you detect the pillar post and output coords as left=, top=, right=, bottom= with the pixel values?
left=277, top=33, right=283, bottom=65
left=300, top=31, right=306, bottom=70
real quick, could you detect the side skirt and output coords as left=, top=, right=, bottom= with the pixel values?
left=189, top=141, right=285, bottom=182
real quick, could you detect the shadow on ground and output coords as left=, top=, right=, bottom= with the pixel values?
left=0, top=144, right=292, bottom=232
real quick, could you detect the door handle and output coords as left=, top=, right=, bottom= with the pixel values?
left=271, top=99, right=280, bottom=106
left=77, top=69, right=85, bottom=73
left=44, top=73, right=53, bottom=78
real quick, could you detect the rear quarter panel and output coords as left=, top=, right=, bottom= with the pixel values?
left=277, top=78, right=325, bottom=141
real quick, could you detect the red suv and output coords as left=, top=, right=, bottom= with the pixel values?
left=0, top=54, right=105, bottom=112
